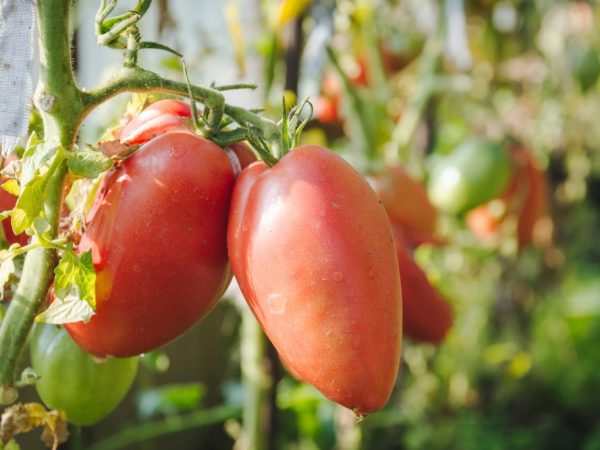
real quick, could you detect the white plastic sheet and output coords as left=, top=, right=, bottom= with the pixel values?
left=0, top=0, right=36, bottom=154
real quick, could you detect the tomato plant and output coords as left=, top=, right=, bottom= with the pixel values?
left=228, top=144, right=402, bottom=415
left=428, top=138, right=512, bottom=215
left=30, top=323, right=138, bottom=426
left=65, top=131, right=237, bottom=357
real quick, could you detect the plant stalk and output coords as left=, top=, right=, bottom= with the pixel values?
left=0, top=0, right=76, bottom=401
left=87, top=405, right=242, bottom=450
left=82, top=67, right=280, bottom=142
left=239, top=309, right=272, bottom=450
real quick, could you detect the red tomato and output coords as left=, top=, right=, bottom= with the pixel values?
left=119, top=99, right=192, bottom=145
left=516, top=149, right=550, bottom=248
left=314, top=64, right=368, bottom=126
left=393, top=228, right=452, bottom=344
left=228, top=145, right=402, bottom=415
left=314, top=95, right=341, bottom=125
left=370, top=165, right=440, bottom=247
left=66, top=131, right=236, bottom=357
left=227, top=142, right=257, bottom=171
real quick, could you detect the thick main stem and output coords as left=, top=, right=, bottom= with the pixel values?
left=240, top=310, right=272, bottom=450
left=0, top=0, right=77, bottom=401
left=0, top=162, right=67, bottom=401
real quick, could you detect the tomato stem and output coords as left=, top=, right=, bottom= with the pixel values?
left=326, top=47, right=377, bottom=165
left=0, top=161, right=67, bottom=399
left=0, top=0, right=73, bottom=400
left=86, top=404, right=241, bottom=450
left=387, top=18, right=443, bottom=168
left=0, top=0, right=285, bottom=403
left=82, top=66, right=281, bottom=143
left=240, top=309, right=273, bottom=450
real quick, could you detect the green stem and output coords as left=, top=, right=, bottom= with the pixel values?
left=326, top=47, right=376, bottom=163
left=0, top=161, right=67, bottom=402
left=240, top=309, right=272, bottom=450
left=34, top=0, right=85, bottom=148
left=86, top=405, right=241, bottom=450
left=82, top=67, right=280, bottom=142
left=0, top=0, right=76, bottom=402
left=388, top=37, right=442, bottom=166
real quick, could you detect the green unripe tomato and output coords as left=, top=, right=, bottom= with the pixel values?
left=30, top=323, right=138, bottom=426
left=427, top=138, right=512, bottom=215
left=570, top=42, right=600, bottom=92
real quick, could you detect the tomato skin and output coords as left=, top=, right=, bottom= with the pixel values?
left=516, top=150, right=550, bottom=248
left=370, top=165, right=439, bottom=247
left=227, top=142, right=257, bottom=170
left=119, top=99, right=192, bottom=145
left=428, top=138, right=512, bottom=215
left=393, top=229, right=452, bottom=344
left=66, top=131, right=235, bottom=357
left=31, top=324, right=138, bottom=426
left=228, top=145, right=402, bottom=415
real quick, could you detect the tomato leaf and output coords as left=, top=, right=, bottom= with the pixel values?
left=20, top=132, right=55, bottom=187
left=13, top=140, right=66, bottom=235
left=1, top=179, right=20, bottom=196
left=67, top=147, right=113, bottom=179
left=53, top=251, right=96, bottom=310
left=137, top=383, right=206, bottom=420
left=98, top=140, right=138, bottom=160
left=0, top=438, right=21, bottom=450
left=11, top=174, right=46, bottom=235
left=35, top=285, right=95, bottom=325
left=139, top=41, right=182, bottom=57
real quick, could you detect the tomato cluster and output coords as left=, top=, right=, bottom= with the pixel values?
left=27, top=99, right=403, bottom=421
left=370, top=166, right=453, bottom=344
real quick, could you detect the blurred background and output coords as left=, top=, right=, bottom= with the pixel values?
left=16, top=0, right=600, bottom=448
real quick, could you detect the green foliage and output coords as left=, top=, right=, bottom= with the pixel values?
left=137, top=383, right=206, bottom=420
left=35, top=250, right=96, bottom=324
left=67, top=147, right=113, bottom=179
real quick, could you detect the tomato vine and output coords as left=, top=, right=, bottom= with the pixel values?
left=0, top=0, right=282, bottom=405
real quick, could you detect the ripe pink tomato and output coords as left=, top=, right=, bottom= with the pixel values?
left=228, top=145, right=402, bottom=415
left=119, top=99, right=192, bottom=145
left=66, top=131, right=236, bottom=357
left=370, top=165, right=440, bottom=247
left=393, top=228, right=453, bottom=344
